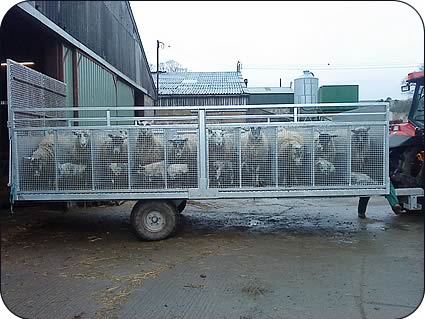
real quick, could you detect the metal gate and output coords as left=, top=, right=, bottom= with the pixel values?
left=7, top=59, right=390, bottom=201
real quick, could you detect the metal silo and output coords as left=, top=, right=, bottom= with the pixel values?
left=294, top=70, right=319, bottom=104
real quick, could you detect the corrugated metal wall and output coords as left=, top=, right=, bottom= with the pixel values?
left=159, top=95, right=248, bottom=107
left=75, top=52, right=135, bottom=125
left=32, top=1, right=156, bottom=98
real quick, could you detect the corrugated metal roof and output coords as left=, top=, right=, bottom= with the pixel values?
left=154, top=72, right=247, bottom=95
left=245, top=87, right=294, bottom=94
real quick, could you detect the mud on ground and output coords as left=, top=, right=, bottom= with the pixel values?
left=1, top=197, right=423, bottom=319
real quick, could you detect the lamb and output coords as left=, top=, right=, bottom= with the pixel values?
left=24, top=130, right=90, bottom=181
left=351, top=172, right=375, bottom=185
left=108, top=162, right=128, bottom=187
left=136, top=161, right=189, bottom=186
left=277, top=128, right=304, bottom=186
left=241, top=126, right=269, bottom=187
left=58, top=162, right=87, bottom=177
left=211, top=160, right=234, bottom=188
left=351, top=126, right=370, bottom=172
left=315, top=132, right=337, bottom=163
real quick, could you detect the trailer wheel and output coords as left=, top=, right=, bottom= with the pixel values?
left=131, top=200, right=178, bottom=241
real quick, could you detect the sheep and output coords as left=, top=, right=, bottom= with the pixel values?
left=24, top=131, right=55, bottom=179
left=277, top=128, right=304, bottom=186
left=58, top=162, right=87, bottom=177
left=211, top=160, right=234, bottom=188
left=241, top=126, right=269, bottom=187
left=315, top=158, right=336, bottom=175
left=208, top=129, right=236, bottom=187
left=168, top=134, right=197, bottom=163
left=315, top=132, right=337, bottom=163
left=351, top=172, right=375, bottom=185
left=136, top=161, right=189, bottom=187
left=24, top=130, right=90, bottom=183
left=101, top=130, right=128, bottom=162
left=135, top=123, right=164, bottom=166
left=351, top=126, right=370, bottom=172
left=108, top=162, right=128, bottom=187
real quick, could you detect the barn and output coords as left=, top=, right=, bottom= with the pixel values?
left=0, top=1, right=156, bottom=205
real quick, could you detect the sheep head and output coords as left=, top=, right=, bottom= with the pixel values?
left=249, top=127, right=263, bottom=143
left=209, top=129, right=225, bottom=147
left=73, top=130, right=90, bottom=149
left=169, top=136, right=188, bottom=158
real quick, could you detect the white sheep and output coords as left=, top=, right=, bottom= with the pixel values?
left=241, top=127, right=269, bottom=187
left=135, top=123, right=164, bottom=166
left=277, top=128, right=304, bottom=186
left=136, top=161, right=189, bottom=186
left=351, top=126, right=370, bottom=172
left=24, top=130, right=88, bottom=181
left=58, top=162, right=87, bottom=177
left=108, top=162, right=128, bottom=187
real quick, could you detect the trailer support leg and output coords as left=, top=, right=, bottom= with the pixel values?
left=358, top=197, right=370, bottom=219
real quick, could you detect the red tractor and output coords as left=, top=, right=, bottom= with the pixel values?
left=359, top=71, right=424, bottom=217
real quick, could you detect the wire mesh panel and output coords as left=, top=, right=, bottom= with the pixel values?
left=240, top=126, right=276, bottom=188
left=165, top=129, right=199, bottom=189
left=131, top=126, right=166, bottom=189
left=92, top=129, right=129, bottom=190
left=277, top=126, right=313, bottom=188
left=313, top=126, right=350, bottom=187
left=16, top=130, right=56, bottom=192
left=207, top=127, right=239, bottom=188
left=7, top=59, right=68, bottom=128
left=350, top=125, right=385, bottom=187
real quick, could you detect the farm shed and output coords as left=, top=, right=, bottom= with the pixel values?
left=154, top=71, right=249, bottom=107
left=0, top=0, right=155, bottom=205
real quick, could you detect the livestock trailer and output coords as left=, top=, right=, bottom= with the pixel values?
left=6, top=60, right=390, bottom=240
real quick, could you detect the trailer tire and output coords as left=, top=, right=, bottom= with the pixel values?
left=131, top=200, right=178, bottom=241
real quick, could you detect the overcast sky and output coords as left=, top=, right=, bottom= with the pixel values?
left=0, top=1, right=423, bottom=101
left=131, top=1, right=424, bottom=101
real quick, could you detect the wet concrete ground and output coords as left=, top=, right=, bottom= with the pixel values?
left=1, top=197, right=423, bottom=319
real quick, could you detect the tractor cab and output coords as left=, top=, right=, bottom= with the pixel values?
left=390, top=71, right=424, bottom=136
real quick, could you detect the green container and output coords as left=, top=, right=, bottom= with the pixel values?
left=318, top=85, right=359, bottom=113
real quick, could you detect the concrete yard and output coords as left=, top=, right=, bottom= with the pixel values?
left=1, top=197, right=423, bottom=319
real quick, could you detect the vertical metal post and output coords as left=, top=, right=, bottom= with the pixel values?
left=311, top=127, right=315, bottom=187
left=293, top=106, right=298, bottom=123
left=6, top=60, right=12, bottom=188
left=348, top=126, right=352, bottom=186
left=156, top=40, right=159, bottom=106
left=106, top=110, right=111, bottom=126
left=90, top=131, right=95, bottom=190
left=164, top=130, right=168, bottom=189
left=384, top=103, right=390, bottom=191
left=198, top=109, right=208, bottom=191
left=275, top=127, right=279, bottom=187
left=127, top=129, right=131, bottom=190
left=54, top=131, right=58, bottom=191
left=239, top=127, right=242, bottom=188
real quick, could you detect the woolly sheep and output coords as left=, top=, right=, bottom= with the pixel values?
left=135, top=123, right=164, bottom=166
left=277, top=128, right=304, bottom=186
left=241, top=127, right=269, bottom=187
left=351, top=126, right=370, bottom=172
